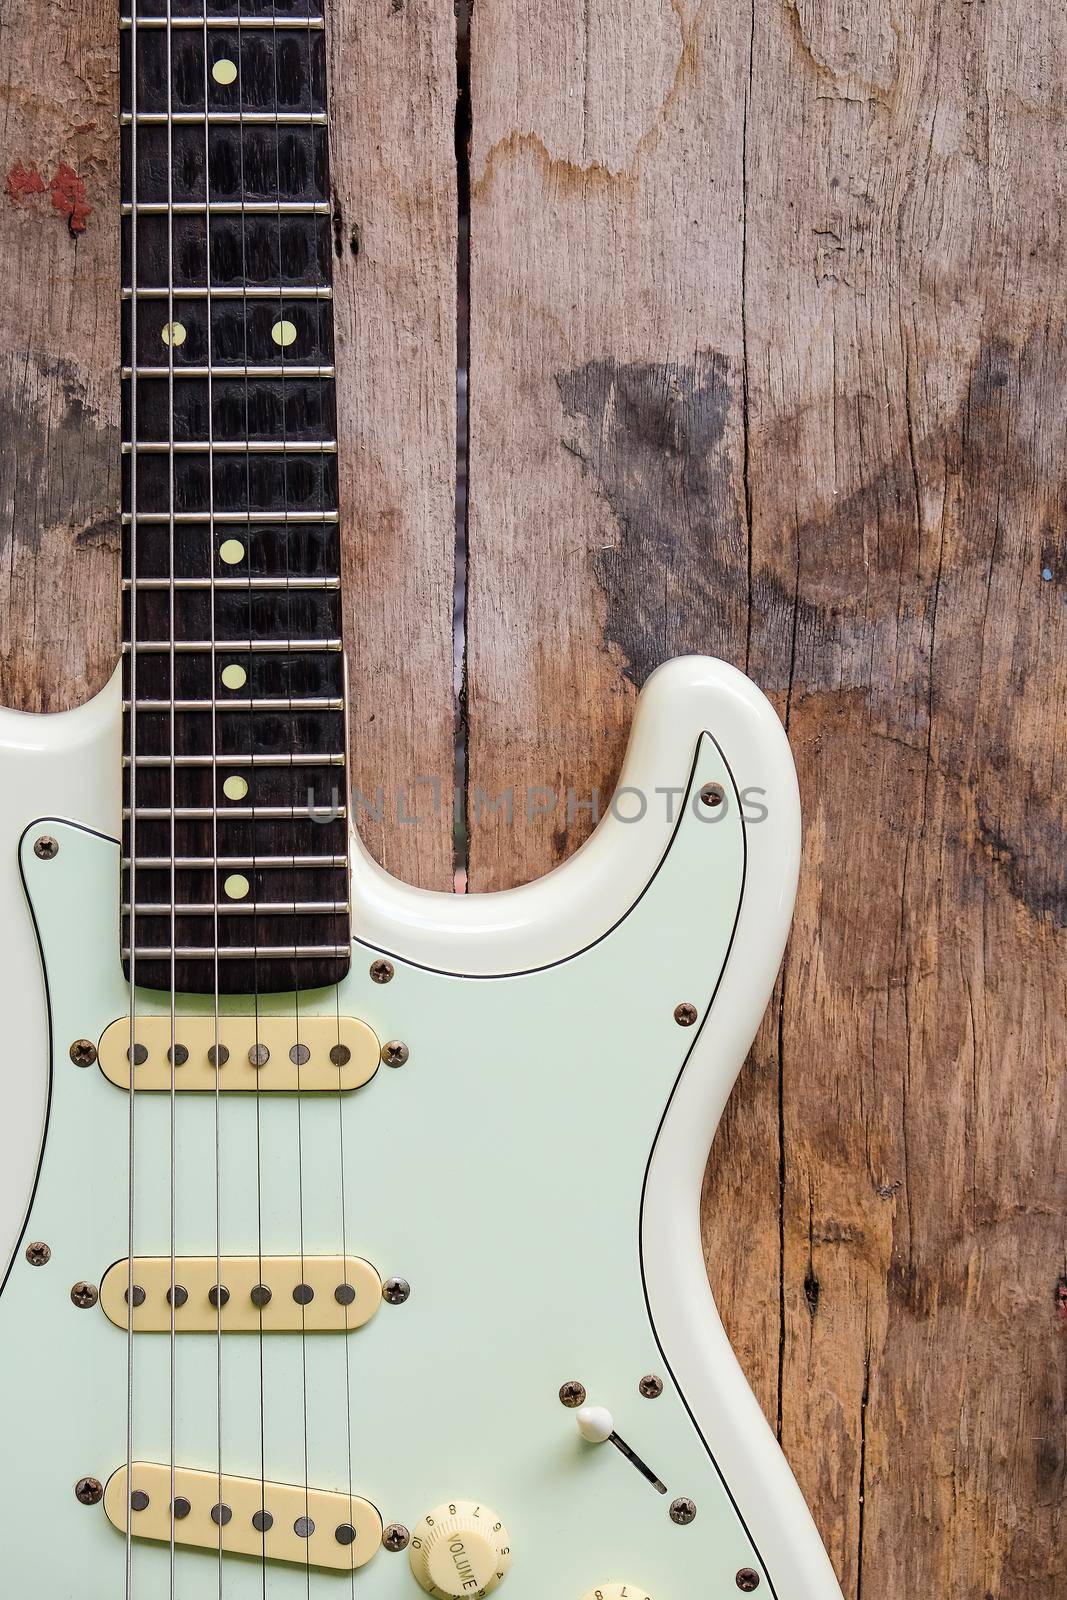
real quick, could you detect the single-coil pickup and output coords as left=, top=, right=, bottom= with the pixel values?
left=99, top=1255, right=382, bottom=1332
left=104, top=1463, right=382, bottom=1570
left=97, top=1013, right=380, bottom=1092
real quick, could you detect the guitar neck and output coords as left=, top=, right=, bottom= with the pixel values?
left=119, top=0, right=351, bottom=997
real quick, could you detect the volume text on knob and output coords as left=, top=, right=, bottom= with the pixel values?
left=409, top=1501, right=512, bottom=1598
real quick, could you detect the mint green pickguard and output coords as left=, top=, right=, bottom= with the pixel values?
left=0, top=734, right=766, bottom=1599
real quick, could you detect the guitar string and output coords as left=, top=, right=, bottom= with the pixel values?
left=163, top=6, right=180, bottom=1596
left=193, top=6, right=226, bottom=1596
left=229, top=4, right=269, bottom=1588
left=317, top=0, right=357, bottom=1579
left=266, top=5, right=314, bottom=1590
left=334, top=979, right=356, bottom=1600
left=125, top=1, right=141, bottom=1593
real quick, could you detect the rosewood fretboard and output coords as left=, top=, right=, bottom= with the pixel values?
left=120, top=0, right=351, bottom=996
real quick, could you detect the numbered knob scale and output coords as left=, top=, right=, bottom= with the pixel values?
left=409, top=1502, right=512, bottom=1598
left=581, top=1588, right=653, bottom=1600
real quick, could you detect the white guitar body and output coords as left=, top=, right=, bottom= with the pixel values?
left=0, top=654, right=842, bottom=1600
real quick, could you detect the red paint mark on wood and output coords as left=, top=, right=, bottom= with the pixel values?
left=5, top=161, right=46, bottom=201
left=1057, top=1278, right=1067, bottom=1327
left=73, top=121, right=98, bottom=134
left=49, top=162, right=92, bottom=234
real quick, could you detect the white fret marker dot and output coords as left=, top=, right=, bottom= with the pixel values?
left=220, top=663, right=247, bottom=690
left=271, top=319, right=298, bottom=348
left=223, top=873, right=250, bottom=900
left=161, top=321, right=186, bottom=347
left=218, top=538, right=244, bottom=565
left=212, top=58, right=238, bottom=86
left=223, top=775, right=249, bottom=802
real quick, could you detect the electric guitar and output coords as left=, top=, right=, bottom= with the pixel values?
left=0, top=3, right=845, bottom=1597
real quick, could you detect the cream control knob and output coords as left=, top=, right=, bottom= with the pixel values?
left=580, top=1586, right=653, bottom=1600
left=409, top=1501, right=512, bottom=1598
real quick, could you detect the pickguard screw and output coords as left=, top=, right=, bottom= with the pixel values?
left=670, top=1497, right=697, bottom=1525
left=34, top=835, right=59, bottom=860
left=639, top=1374, right=664, bottom=1399
left=25, top=1241, right=50, bottom=1266
left=383, top=1523, right=410, bottom=1552
left=69, top=1039, right=97, bottom=1067
left=370, top=958, right=394, bottom=984
left=381, top=1040, right=409, bottom=1067
left=75, top=1477, right=103, bottom=1505
left=700, top=782, right=725, bottom=808
left=736, top=1571, right=761, bottom=1591
left=71, top=1281, right=98, bottom=1309
left=559, top=1380, right=587, bottom=1408
left=383, top=1277, right=410, bottom=1305
left=674, top=1002, right=698, bottom=1027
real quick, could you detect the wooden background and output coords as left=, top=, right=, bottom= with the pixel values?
left=2, top=1, right=1065, bottom=1593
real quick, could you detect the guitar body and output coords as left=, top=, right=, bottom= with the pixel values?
left=0, top=654, right=841, bottom=1599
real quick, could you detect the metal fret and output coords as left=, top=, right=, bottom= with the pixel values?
left=121, top=112, right=327, bottom=126
left=124, top=807, right=349, bottom=821
left=123, top=638, right=342, bottom=652
left=125, top=697, right=344, bottom=711
left=123, top=286, right=333, bottom=299
left=120, top=15, right=326, bottom=27
left=122, top=440, right=338, bottom=454
left=122, top=510, right=339, bottom=523
left=123, top=946, right=351, bottom=960
left=128, top=902, right=348, bottom=916
left=124, top=577, right=340, bottom=590
left=125, top=754, right=345, bottom=766
left=124, top=366, right=336, bottom=379
left=121, top=200, right=330, bottom=214
left=125, top=856, right=350, bottom=868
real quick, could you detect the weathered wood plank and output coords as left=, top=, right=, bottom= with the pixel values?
left=466, top=3, right=1066, bottom=1596
left=329, top=0, right=457, bottom=886
left=0, top=0, right=121, bottom=712
left=745, top=5, right=1067, bottom=1594
left=465, top=0, right=752, bottom=889
left=0, top=0, right=457, bottom=888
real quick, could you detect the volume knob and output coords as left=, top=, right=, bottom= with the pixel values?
left=409, top=1501, right=512, bottom=1598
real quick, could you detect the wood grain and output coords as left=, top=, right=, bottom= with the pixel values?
left=466, top=2, right=1066, bottom=1595
left=0, top=0, right=457, bottom=886
left=328, top=0, right=457, bottom=886
left=0, top=0, right=121, bottom=712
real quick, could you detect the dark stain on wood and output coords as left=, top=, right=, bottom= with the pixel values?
left=555, top=351, right=744, bottom=686
left=0, top=352, right=118, bottom=556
